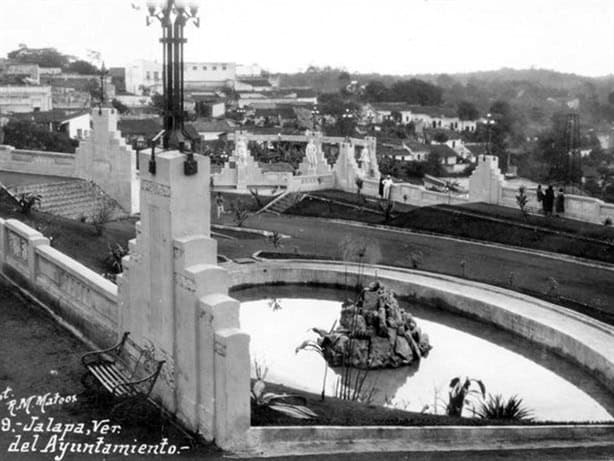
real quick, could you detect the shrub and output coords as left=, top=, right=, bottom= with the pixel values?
left=91, top=200, right=114, bottom=236
left=103, top=242, right=128, bottom=275
left=516, top=186, right=529, bottom=220
left=268, top=231, right=283, bottom=249
left=477, top=394, right=533, bottom=421
left=605, top=217, right=613, bottom=226
left=231, top=200, right=250, bottom=227
left=18, top=193, right=41, bottom=215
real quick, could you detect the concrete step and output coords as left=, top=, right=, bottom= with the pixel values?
left=8, top=179, right=127, bottom=221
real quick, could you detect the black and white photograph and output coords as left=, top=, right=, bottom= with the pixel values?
left=0, top=1, right=613, bottom=460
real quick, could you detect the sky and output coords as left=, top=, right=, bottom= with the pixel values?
left=1, top=0, right=614, bottom=77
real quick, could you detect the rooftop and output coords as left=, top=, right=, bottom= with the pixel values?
left=11, top=109, right=90, bottom=124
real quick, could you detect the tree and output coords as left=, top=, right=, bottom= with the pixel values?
left=364, top=80, right=389, bottom=102
left=390, top=79, right=443, bottom=106
left=66, top=60, right=99, bottom=75
left=432, top=132, right=449, bottom=143
left=3, top=120, right=77, bottom=153
left=425, top=151, right=444, bottom=176
left=457, top=101, right=479, bottom=121
left=7, top=46, right=71, bottom=68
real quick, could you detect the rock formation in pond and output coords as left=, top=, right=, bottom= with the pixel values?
left=313, top=282, right=432, bottom=369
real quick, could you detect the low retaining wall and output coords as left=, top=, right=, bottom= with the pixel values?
left=0, top=145, right=76, bottom=177
left=0, top=218, right=118, bottom=347
left=229, top=260, right=614, bottom=456
left=245, top=424, right=614, bottom=457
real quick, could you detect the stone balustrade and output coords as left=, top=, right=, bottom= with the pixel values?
left=0, top=218, right=118, bottom=346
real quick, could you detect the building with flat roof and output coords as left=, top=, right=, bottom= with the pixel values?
left=0, top=85, right=52, bottom=113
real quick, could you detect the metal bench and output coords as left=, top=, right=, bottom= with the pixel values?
left=81, top=332, right=165, bottom=415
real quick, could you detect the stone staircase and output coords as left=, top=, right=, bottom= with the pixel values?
left=261, top=192, right=303, bottom=215
left=7, top=179, right=127, bottom=221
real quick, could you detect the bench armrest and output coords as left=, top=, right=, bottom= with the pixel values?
left=81, top=332, right=130, bottom=366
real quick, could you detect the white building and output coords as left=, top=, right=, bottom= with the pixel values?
left=125, top=60, right=237, bottom=94
left=12, top=109, right=91, bottom=140
left=0, top=85, right=52, bottom=113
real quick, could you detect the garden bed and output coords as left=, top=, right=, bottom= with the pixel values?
left=252, top=382, right=607, bottom=427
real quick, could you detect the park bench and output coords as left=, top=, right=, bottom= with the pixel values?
left=81, top=332, right=165, bottom=414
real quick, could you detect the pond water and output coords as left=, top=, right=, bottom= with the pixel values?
left=235, top=285, right=614, bottom=422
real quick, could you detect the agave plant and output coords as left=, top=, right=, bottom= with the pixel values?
left=477, top=394, right=533, bottom=421
left=251, top=360, right=317, bottom=419
left=446, top=376, right=486, bottom=417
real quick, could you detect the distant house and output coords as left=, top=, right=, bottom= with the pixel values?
left=235, top=78, right=273, bottom=92
left=0, top=85, right=53, bottom=113
left=11, top=109, right=91, bottom=139
left=191, top=118, right=236, bottom=141
left=252, top=106, right=298, bottom=127
left=190, top=95, right=225, bottom=118
left=380, top=141, right=430, bottom=162
left=118, top=117, right=163, bottom=146
left=362, top=103, right=477, bottom=132
left=426, top=129, right=474, bottom=160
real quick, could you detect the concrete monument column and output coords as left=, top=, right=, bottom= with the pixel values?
left=74, top=107, right=139, bottom=214
left=117, top=149, right=250, bottom=449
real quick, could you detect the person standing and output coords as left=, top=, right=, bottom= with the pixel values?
left=544, top=185, right=555, bottom=216
left=215, top=192, right=225, bottom=219
left=383, top=175, right=393, bottom=200
left=536, top=185, right=545, bottom=214
left=555, top=188, right=565, bottom=217
left=378, top=176, right=385, bottom=198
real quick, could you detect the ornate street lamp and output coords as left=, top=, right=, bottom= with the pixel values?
left=311, top=105, right=320, bottom=130
left=146, top=0, right=201, bottom=175
left=485, top=112, right=496, bottom=155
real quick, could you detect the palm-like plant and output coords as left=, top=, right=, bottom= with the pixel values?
left=446, top=376, right=486, bottom=417
left=477, top=394, right=533, bottom=421
left=251, top=360, right=317, bottom=419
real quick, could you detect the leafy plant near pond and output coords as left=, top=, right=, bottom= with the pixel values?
left=446, top=376, right=486, bottom=417
left=251, top=360, right=317, bottom=419
left=296, top=321, right=336, bottom=401
left=230, top=200, right=250, bottom=227
left=249, top=187, right=264, bottom=209
left=477, top=394, right=533, bottom=421
left=17, top=192, right=41, bottom=215
left=267, top=231, right=283, bottom=249
left=516, top=186, right=529, bottom=221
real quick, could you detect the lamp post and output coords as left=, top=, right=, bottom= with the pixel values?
left=341, top=108, right=354, bottom=137
left=485, top=112, right=496, bottom=155
left=311, top=105, right=320, bottom=131
left=146, top=0, right=200, bottom=175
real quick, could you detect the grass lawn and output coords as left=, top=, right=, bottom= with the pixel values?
left=285, top=195, right=614, bottom=264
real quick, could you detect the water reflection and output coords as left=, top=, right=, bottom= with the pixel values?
left=235, top=285, right=614, bottom=422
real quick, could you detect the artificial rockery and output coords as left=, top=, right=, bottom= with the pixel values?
left=314, top=282, right=432, bottom=369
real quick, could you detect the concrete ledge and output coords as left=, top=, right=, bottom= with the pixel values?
left=243, top=424, right=614, bottom=457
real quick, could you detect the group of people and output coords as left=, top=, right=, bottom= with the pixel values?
left=536, top=184, right=565, bottom=217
